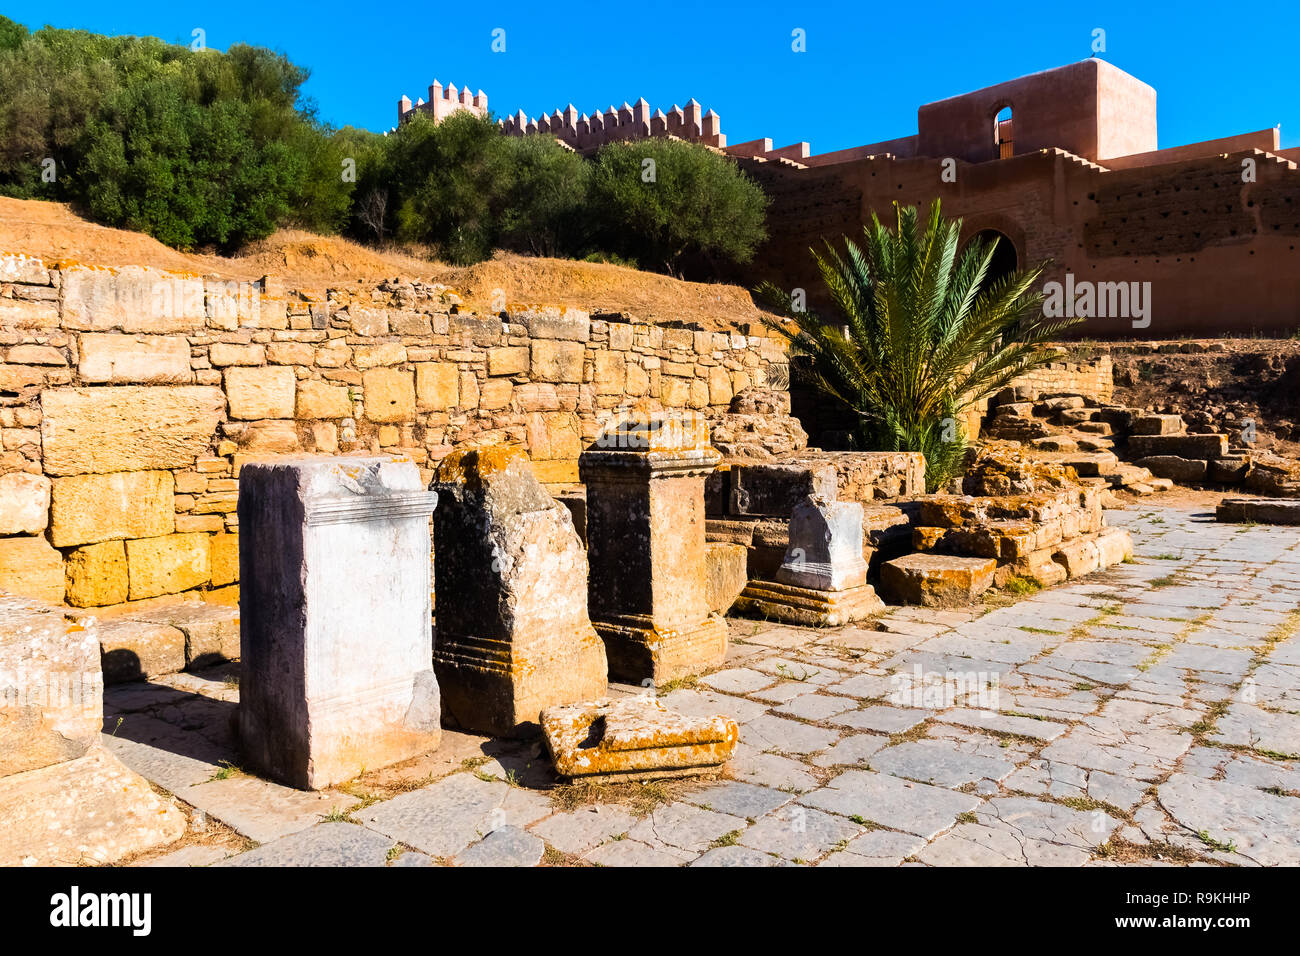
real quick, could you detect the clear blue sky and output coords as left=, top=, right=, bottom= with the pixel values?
left=10, top=0, right=1297, bottom=151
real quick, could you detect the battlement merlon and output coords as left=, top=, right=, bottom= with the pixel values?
left=397, top=80, right=488, bottom=126
left=498, top=97, right=726, bottom=153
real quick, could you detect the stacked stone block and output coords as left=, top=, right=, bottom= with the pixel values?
left=0, top=254, right=786, bottom=629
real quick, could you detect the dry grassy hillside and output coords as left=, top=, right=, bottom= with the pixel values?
left=0, top=197, right=770, bottom=329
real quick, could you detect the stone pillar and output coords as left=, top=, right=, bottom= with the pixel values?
left=237, top=456, right=441, bottom=790
left=579, top=413, right=727, bottom=683
left=735, top=494, right=885, bottom=626
left=430, top=447, right=607, bottom=737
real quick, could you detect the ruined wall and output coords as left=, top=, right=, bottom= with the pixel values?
left=0, top=254, right=787, bottom=610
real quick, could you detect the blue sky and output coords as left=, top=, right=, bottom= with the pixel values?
left=9, top=0, right=1297, bottom=151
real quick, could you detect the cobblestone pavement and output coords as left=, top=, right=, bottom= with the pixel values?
left=112, top=504, right=1300, bottom=867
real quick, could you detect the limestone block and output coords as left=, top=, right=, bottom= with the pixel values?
left=238, top=456, right=441, bottom=789
left=225, top=366, right=296, bottom=420
left=349, top=307, right=389, bottom=336
left=363, top=368, right=415, bottom=422
left=40, top=386, right=224, bottom=475
left=734, top=578, right=885, bottom=627
left=1127, top=434, right=1227, bottom=460
left=1095, top=527, right=1133, bottom=567
left=210, top=532, right=239, bottom=586
left=730, top=462, right=838, bottom=517
left=542, top=696, right=738, bottom=781
left=431, top=447, right=607, bottom=737
left=1208, top=456, right=1250, bottom=483
left=531, top=340, right=585, bottom=383
left=1051, top=536, right=1101, bottom=579
left=208, top=343, right=265, bottom=367
left=0, top=748, right=185, bottom=866
left=580, top=412, right=727, bottom=683
left=479, top=378, right=513, bottom=411
left=296, top=380, right=353, bottom=419
left=776, top=496, right=869, bottom=591
left=0, top=592, right=101, bottom=777
left=0, top=537, right=64, bottom=604
left=593, top=351, right=626, bottom=395
left=880, top=554, right=997, bottom=608
left=416, top=363, right=459, bottom=411
left=132, top=602, right=240, bottom=668
left=61, top=265, right=205, bottom=333
left=704, top=542, right=748, bottom=615
left=353, top=343, right=407, bottom=368
left=50, top=470, right=174, bottom=547
left=125, top=533, right=211, bottom=600
left=64, top=541, right=128, bottom=607
left=0, top=472, right=50, bottom=535
left=520, top=306, right=590, bottom=342
left=1217, top=498, right=1300, bottom=525
left=77, top=333, right=192, bottom=384
left=1134, top=456, right=1208, bottom=483
left=0, top=252, right=51, bottom=285
left=450, top=314, right=503, bottom=347
left=488, top=347, right=529, bottom=376
left=1130, top=413, right=1185, bottom=436
left=98, top=618, right=186, bottom=683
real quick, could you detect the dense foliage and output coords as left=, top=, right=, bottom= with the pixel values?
left=758, top=200, right=1080, bottom=491
left=0, top=16, right=768, bottom=270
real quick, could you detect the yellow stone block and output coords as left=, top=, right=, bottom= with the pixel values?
left=363, top=368, right=415, bottom=423
left=64, top=540, right=128, bottom=607
left=415, top=363, right=459, bottom=411
left=50, top=471, right=174, bottom=547
left=0, top=536, right=64, bottom=603
left=126, top=533, right=211, bottom=600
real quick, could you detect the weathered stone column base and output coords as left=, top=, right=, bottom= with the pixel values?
left=0, top=748, right=185, bottom=866
left=734, top=579, right=885, bottom=627
left=594, top=613, right=728, bottom=685
left=433, top=628, right=609, bottom=738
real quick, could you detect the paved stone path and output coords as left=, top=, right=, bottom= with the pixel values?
left=112, top=505, right=1300, bottom=867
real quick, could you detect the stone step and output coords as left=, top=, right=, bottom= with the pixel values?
left=1029, top=435, right=1078, bottom=452
left=1217, top=498, right=1300, bottom=525
left=1058, top=408, right=1100, bottom=426
left=1130, top=413, right=1186, bottom=436
left=97, top=601, right=239, bottom=684
left=1134, top=455, right=1207, bottom=483
left=1074, top=421, right=1113, bottom=436
left=880, top=554, right=997, bottom=608
left=1127, top=433, right=1228, bottom=459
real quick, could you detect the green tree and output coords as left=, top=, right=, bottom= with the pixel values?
left=497, top=134, right=591, bottom=258
left=757, top=200, right=1081, bottom=491
left=589, top=138, right=768, bottom=275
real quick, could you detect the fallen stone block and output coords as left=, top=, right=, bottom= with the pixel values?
left=1217, top=498, right=1300, bottom=525
left=880, top=554, right=997, bottom=608
left=734, top=578, right=885, bottom=627
left=1030, top=435, right=1079, bottom=452
left=1134, top=455, right=1208, bottom=483
left=430, top=446, right=607, bottom=738
left=0, top=748, right=185, bottom=866
left=1127, top=433, right=1228, bottom=460
left=705, top=542, right=748, bottom=615
left=541, top=696, right=738, bottom=782
left=0, top=592, right=102, bottom=777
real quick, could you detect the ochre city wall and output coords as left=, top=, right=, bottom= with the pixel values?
left=0, top=253, right=787, bottom=610
left=739, top=146, right=1300, bottom=337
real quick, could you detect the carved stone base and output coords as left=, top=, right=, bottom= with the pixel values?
left=593, top=613, right=728, bottom=685
left=734, top=579, right=885, bottom=627
left=434, top=626, right=609, bottom=738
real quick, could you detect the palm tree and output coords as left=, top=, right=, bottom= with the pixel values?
left=757, top=200, right=1081, bottom=492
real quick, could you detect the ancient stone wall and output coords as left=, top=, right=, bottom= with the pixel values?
left=0, top=253, right=787, bottom=610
